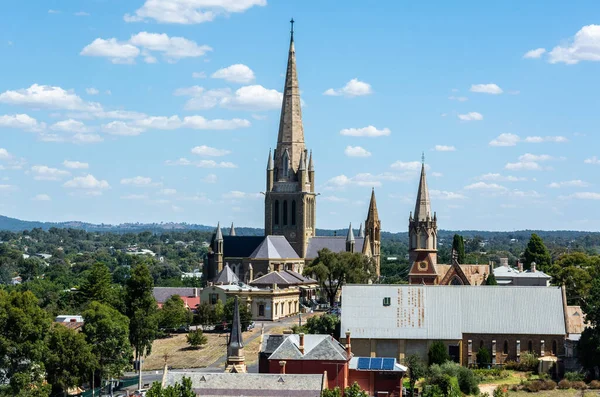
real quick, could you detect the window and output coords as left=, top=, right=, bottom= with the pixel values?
left=283, top=201, right=288, bottom=225
left=552, top=340, right=557, bottom=355
left=528, top=340, right=533, bottom=353
left=210, top=293, right=218, bottom=305
left=503, top=340, right=509, bottom=355
left=274, top=303, right=278, bottom=316
left=383, top=297, right=391, bottom=306
left=282, top=150, right=289, bottom=177
left=291, top=200, right=296, bottom=225
left=258, top=304, right=265, bottom=317
left=274, top=200, right=280, bottom=225
left=450, top=276, right=463, bottom=285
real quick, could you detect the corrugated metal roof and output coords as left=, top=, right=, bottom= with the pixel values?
left=341, top=285, right=566, bottom=340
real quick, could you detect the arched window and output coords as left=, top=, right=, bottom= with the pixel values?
left=291, top=201, right=296, bottom=225
left=274, top=303, right=278, bottom=316
left=552, top=340, right=557, bottom=355
left=450, top=276, right=464, bottom=285
left=528, top=340, right=533, bottom=353
left=282, top=150, right=289, bottom=178
left=503, top=340, right=509, bottom=355
left=274, top=200, right=279, bottom=225
left=283, top=201, right=288, bottom=225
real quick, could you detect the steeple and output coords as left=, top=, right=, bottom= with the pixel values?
left=215, top=222, right=223, bottom=241
left=225, top=296, right=246, bottom=373
left=413, top=159, right=431, bottom=221
left=308, top=150, right=314, bottom=171
left=366, top=188, right=379, bottom=225
left=364, top=188, right=381, bottom=277
left=267, top=148, right=273, bottom=170
left=346, top=222, right=355, bottom=253
left=229, top=222, right=236, bottom=236
left=275, top=18, right=305, bottom=177
left=358, top=223, right=364, bottom=238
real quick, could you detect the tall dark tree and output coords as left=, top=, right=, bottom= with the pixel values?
left=304, top=249, right=375, bottom=307
left=78, top=262, right=113, bottom=306
left=522, top=233, right=552, bottom=271
left=428, top=340, right=451, bottom=365
left=452, top=234, right=465, bottom=264
left=194, top=302, right=216, bottom=329
left=159, top=295, right=192, bottom=330
left=125, top=263, right=159, bottom=389
left=403, top=354, right=426, bottom=397
left=45, top=324, right=97, bottom=396
left=485, top=270, right=498, bottom=285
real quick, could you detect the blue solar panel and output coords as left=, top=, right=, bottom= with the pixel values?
left=370, top=357, right=383, bottom=370
left=357, top=357, right=370, bottom=370
left=382, top=358, right=395, bottom=370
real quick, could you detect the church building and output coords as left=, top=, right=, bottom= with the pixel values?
left=206, top=22, right=381, bottom=284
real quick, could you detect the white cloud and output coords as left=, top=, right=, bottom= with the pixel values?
left=0, top=184, right=16, bottom=192
left=102, top=121, right=145, bottom=136
left=0, top=84, right=102, bottom=112
left=523, top=136, right=568, bottom=143
left=48, top=9, right=60, bottom=14
left=191, top=145, right=230, bottom=156
left=321, top=196, right=348, bottom=203
left=165, top=158, right=237, bottom=168
left=211, top=64, right=255, bottom=83
left=81, top=32, right=212, bottom=64
left=0, top=148, right=12, bottom=160
left=192, top=71, right=206, bottom=78
left=33, top=194, right=51, bottom=201
left=519, top=153, right=555, bottom=162
left=325, top=174, right=382, bottom=189
left=489, top=133, right=520, bottom=147
left=464, top=182, right=508, bottom=191
left=344, top=146, right=371, bottom=158
left=120, top=176, right=160, bottom=187
left=390, top=161, right=423, bottom=171
left=174, top=86, right=205, bottom=96
left=202, top=174, right=218, bottom=183
left=431, top=172, right=443, bottom=178
left=159, top=188, right=177, bottom=195
left=548, top=25, right=600, bottom=64
left=70, top=133, right=103, bottom=144
left=75, top=11, right=90, bottom=16
left=458, top=112, right=483, bottom=121
left=179, top=88, right=231, bottom=110
left=339, top=126, right=390, bottom=137
left=222, top=190, right=261, bottom=200
left=448, top=96, right=468, bottom=102
left=561, top=192, right=600, bottom=200
left=470, top=83, right=503, bottom=95
left=63, top=160, right=89, bottom=169
left=124, top=0, right=267, bottom=24
left=63, top=174, right=110, bottom=190
left=0, top=114, right=45, bottom=132
left=430, top=190, right=467, bottom=200
left=523, top=48, right=546, bottom=59
left=478, top=173, right=527, bottom=182
left=433, top=145, right=456, bottom=152
left=584, top=156, right=600, bottom=164
left=121, top=194, right=148, bottom=200
left=547, top=180, right=589, bottom=188
left=220, top=85, right=282, bottom=110
left=31, top=165, right=70, bottom=181
left=86, top=88, right=99, bottom=95
left=505, top=153, right=556, bottom=171
left=50, top=119, right=90, bottom=133
left=324, top=78, right=373, bottom=97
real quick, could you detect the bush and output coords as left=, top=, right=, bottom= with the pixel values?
left=186, top=329, right=208, bottom=349
left=427, top=361, right=478, bottom=396
left=557, top=379, right=571, bottom=389
left=473, top=368, right=509, bottom=382
left=523, top=381, right=542, bottom=392
left=519, top=352, right=539, bottom=372
left=476, top=347, right=491, bottom=367
left=571, top=381, right=587, bottom=390
left=457, top=366, right=479, bottom=395
left=589, top=380, right=600, bottom=389
left=540, top=380, right=556, bottom=390
left=493, top=385, right=508, bottom=397
left=564, top=371, right=584, bottom=382
left=428, top=341, right=450, bottom=365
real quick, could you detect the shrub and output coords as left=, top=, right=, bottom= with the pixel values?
left=473, top=368, right=509, bottom=382
left=427, top=361, right=478, bottom=396
left=457, top=366, right=479, bottom=395
left=523, top=381, right=542, bottom=392
left=571, top=381, right=587, bottom=390
left=509, top=384, right=519, bottom=392
left=519, top=352, right=539, bottom=372
left=589, top=380, right=600, bottom=389
left=428, top=341, right=451, bottom=365
left=186, top=329, right=208, bottom=349
left=557, top=379, right=571, bottom=389
left=564, top=371, right=584, bottom=382
left=492, top=385, right=508, bottom=397
left=540, top=380, right=556, bottom=390
left=476, top=347, right=491, bottom=367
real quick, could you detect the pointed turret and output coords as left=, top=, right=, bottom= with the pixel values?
left=413, top=160, right=431, bottom=222
left=358, top=223, right=364, bottom=238
left=267, top=148, right=274, bottom=170
left=209, top=222, right=224, bottom=280
left=298, top=150, right=306, bottom=171
left=215, top=222, right=223, bottom=241
left=366, top=188, right=379, bottom=226
left=308, top=150, right=314, bottom=171
left=229, top=222, right=236, bottom=236
left=225, top=296, right=246, bottom=373
left=346, top=223, right=355, bottom=253
left=364, top=188, right=381, bottom=277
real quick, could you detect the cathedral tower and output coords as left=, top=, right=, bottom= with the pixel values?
left=364, top=188, right=381, bottom=277
left=264, top=20, right=316, bottom=258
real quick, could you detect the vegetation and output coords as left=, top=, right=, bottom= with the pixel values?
left=186, top=329, right=208, bottom=349
left=403, top=354, right=426, bottom=397
left=579, top=277, right=600, bottom=377
left=523, top=233, right=552, bottom=271
left=427, top=361, right=479, bottom=395
left=452, top=234, right=465, bottom=263
left=485, top=270, right=498, bottom=285
left=160, top=295, right=192, bottom=330
left=477, top=347, right=491, bottom=367
left=147, top=376, right=195, bottom=397
left=428, top=341, right=451, bottom=365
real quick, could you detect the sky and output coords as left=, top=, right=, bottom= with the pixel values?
left=1, top=0, right=600, bottom=232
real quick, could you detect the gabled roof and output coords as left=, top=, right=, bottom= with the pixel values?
left=153, top=287, right=198, bottom=303
left=250, top=270, right=317, bottom=287
left=305, top=237, right=365, bottom=259
left=222, top=236, right=264, bottom=258
left=249, top=236, right=299, bottom=259
left=266, top=334, right=348, bottom=361
left=214, top=264, right=239, bottom=285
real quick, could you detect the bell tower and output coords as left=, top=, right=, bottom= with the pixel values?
left=264, top=19, right=316, bottom=258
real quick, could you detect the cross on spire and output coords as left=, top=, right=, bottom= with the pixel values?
left=290, top=18, right=295, bottom=40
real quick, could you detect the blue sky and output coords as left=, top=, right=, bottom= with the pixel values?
left=1, top=0, right=600, bottom=232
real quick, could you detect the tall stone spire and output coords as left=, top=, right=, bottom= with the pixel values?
left=413, top=158, right=431, bottom=221
left=225, top=296, right=246, bottom=373
left=366, top=188, right=379, bottom=226
left=358, top=223, right=364, bottom=238
left=267, top=148, right=274, bottom=170
left=275, top=18, right=305, bottom=177
left=215, top=222, right=223, bottom=241
left=229, top=222, right=236, bottom=236
left=365, top=188, right=381, bottom=277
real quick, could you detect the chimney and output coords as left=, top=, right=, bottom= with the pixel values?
left=279, top=360, right=286, bottom=374
left=345, top=331, right=352, bottom=356
left=517, top=261, right=523, bottom=272
left=299, top=333, right=305, bottom=354
left=531, top=262, right=536, bottom=273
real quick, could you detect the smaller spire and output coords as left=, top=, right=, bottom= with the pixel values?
left=215, top=222, right=223, bottom=241
left=230, top=222, right=236, bottom=236
left=358, top=223, right=364, bottom=238
left=308, top=150, right=314, bottom=171
left=421, top=151, right=425, bottom=165
left=267, top=149, right=274, bottom=170
left=290, top=18, right=295, bottom=42
left=226, top=296, right=246, bottom=373
left=346, top=222, right=355, bottom=242
left=298, top=150, right=306, bottom=171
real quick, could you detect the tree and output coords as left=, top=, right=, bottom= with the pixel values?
left=45, top=324, right=97, bottom=396
left=305, top=314, right=340, bottom=335
left=224, top=298, right=252, bottom=331
left=82, top=302, right=133, bottom=382
left=428, top=340, right=450, bottom=365
left=0, top=290, right=52, bottom=395
left=321, top=388, right=342, bottom=397
left=125, top=264, right=159, bottom=388
left=486, top=270, right=498, bottom=285
left=451, top=235, right=465, bottom=264
left=186, top=329, right=208, bottom=349
left=194, top=302, right=216, bottom=329
left=78, top=262, right=113, bottom=307
left=403, top=354, right=426, bottom=397
left=477, top=347, right=491, bottom=367
left=146, top=377, right=195, bottom=397
left=344, top=382, right=369, bottom=397
left=304, top=249, right=375, bottom=307
left=159, top=295, right=192, bottom=330
left=550, top=253, right=599, bottom=305
left=523, top=234, right=552, bottom=271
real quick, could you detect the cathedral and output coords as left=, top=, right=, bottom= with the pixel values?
left=206, top=23, right=381, bottom=283
left=407, top=160, right=489, bottom=285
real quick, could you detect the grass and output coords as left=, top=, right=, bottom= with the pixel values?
left=506, top=390, right=597, bottom=396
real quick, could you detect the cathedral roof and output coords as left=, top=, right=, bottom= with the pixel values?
left=214, top=264, right=239, bottom=285
left=249, top=236, right=299, bottom=259
left=305, top=236, right=365, bottom=259
left=413, top=161, right=432, bottom=221
left=221, top=236, right=264, bottom=258
left=250, top=270, right=317, bottom=287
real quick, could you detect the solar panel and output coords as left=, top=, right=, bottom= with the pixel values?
left=370, top=357, right=383, bottom=370
left=357, top=357, right=370, bottom=370
left=382, top=358, right=395, bottom=370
